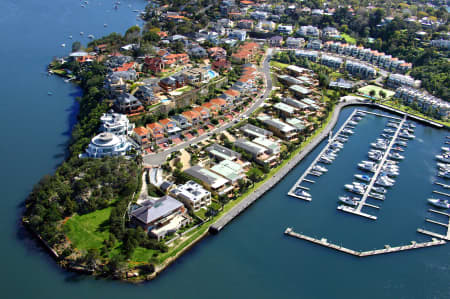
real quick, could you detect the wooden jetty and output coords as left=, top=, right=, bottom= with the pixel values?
left=285, top=228, right=446, bottom=257
left=432, top=190, right=450, bottom=197
left=434, top=182, right=450, bottom=189
left=287, top=109, right=359, bottom=201
left=417, top=209, right=450, bottom=241
left=338, top=116, right=407, bottom=220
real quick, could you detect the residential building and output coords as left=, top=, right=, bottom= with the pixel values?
left=285, top=37, right=305, bottom=48
left=286, top=65, right=311, bottom=76
left=83, top=132, right=131, bottom=158
left=210, top=160, right=246, bottom=184
left=431, top=39, right=450, bottom=49
left=387, top=74, right=421, bottom=89
left=345, top=60, right=376, bottom=79
left=237, top=19, right=254, bottom=29
left=210, top=98, right=229, bottom=111
left=130, top=196, right=190, bottom=240
left=257, top=115, right=298, bottom=141
left=133, top=127, right=151, bottom=149
left=306, top=39, right=322, bottom=50
left=192, top=106, right=210, bottom=122
left=252, top=137, right=280, bottom=155
left=269, top=36, right=283, bottom=47
left=147, top=122, right=166, bottom=144
left=188, top=46, right=207, bottom=58
left=182, top=68, right=209, bottom=84
left=273, top=102, right=297, bottom=117
left=229, top=29, right=247, bottom=41
left=159, top=75, right=185, bottom=91
left=144, top=56, right=164, bottom=73
left=159, top=118, right=181, bottom=137
left=256, top=20, right=276, bottom=31
left=170, top=181, right=211, bottom=212
left=395, top=87, right=450, bottom=119
left=277, top=74, right=304, bottom=86
left=206, top=143, right=242, bottom=162
left=240, top=123, right=273, bottom=139
left=322, top=26, right=340, bottom=38
left=171, top=114, right=192, bottom=130
left=100, top=111, right=134, bottom=136
left=184, top=165, right=232, bottom=194
left=295, top=50, right=318, bottom=62
left=250, top=10, right=268, bottom=20
left=182, top=110, right=201, bottom=126
left=114, top=93, right=144, bottom=114
left=277, top=25, right=293, bottom=34
left=163, top=53, right=190, bottom=68
left=104, top=73, right=127, bottom=96
left=301, top=98, right=320, bottom=110
left=329, top=78, right=355, bottom=90
left=320, top=55, right=343, bottom=69
left=234, top=138, right=277, bottom=166
left=281, top=97, right=309, bottom=110
left=286, top=118, right=306, bottom=132
left=208, top=47, right=227, bottom=61
left=289, top=85, right=311, bottom=98
left=296, top=26, right=320, bottom=38
left=135, top=85, right=158, bottom=105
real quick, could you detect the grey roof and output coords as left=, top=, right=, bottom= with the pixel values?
left=116, top=93, right=141, bottom=104
left=240, top=123, right=273, bottom=138
left=206, top=144, right=241, bottom=160
left=131, top=195, right=183, bottom=225
left=159, top=181, right=174, bottom=192
left=234, top=138, right=267, bottom=155
left=184, top=165, right=229, bottom=189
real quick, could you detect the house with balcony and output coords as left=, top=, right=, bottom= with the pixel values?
left=159, top=75, right=186, bottom=91
left=229, top=29, right=247, bottom=41
left=202, top=102, right=219, bottom=117
left=234, top=138, right=278, bottom=166
left=257, top=115, right=298, bottom=141
left=237, top=19, right=254, bottom=29
left=296, top=26, right=320, bottom=38
left=182, top=68, right=209, bottom=84
left=184, top=165, right=232, bottom=195
left=133, top=127, right=151, bottom=149
left=100, top=111, right=134, bottom=136
left=144, top=56, right=164, bottom=73
left=295, top=50, right=318, bottom=62
left=114, top=93, right=144, bottom=114
left=320, top=55, right=343, bottom=69
left=171, top=114, right=192, bottom=130
left=146, top=122, right=166, bottom=144
left=286, top=118, right=307, bottom=133
left=285, top=37, right=305, bottom=48
left=130, top=196, right=190, bottom=240
left=387, top=74, right=421, bottom=89
left=281, top=97, right=309, bottom=110
left=159, top=118, right=182, bottom=137
left=193, top=106, right=210, bottom=122
left=252, top=136, right=280, bottom=155
left=135, top=85, right=158, bottom=105
left=269, top=35, right=283, bottom=47
left=170, top=181, right=211, bottom=212
left=210, top=97, right=229, bottom=111
left=273, top=102, right=297, bottom=118
left=182, top=110, right=201, bottom=126
left=395, top=87, right=450, bottom=119
left=277, top=25, right=293, bottom=35
left=208, top=47, right=227, bottom=61
left=289, top=85, right=311, bottom=98
left=83, top=132, right=132, bottom=158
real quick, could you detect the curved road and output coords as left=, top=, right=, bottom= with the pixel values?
left=143, top=49, right=274, bottom=166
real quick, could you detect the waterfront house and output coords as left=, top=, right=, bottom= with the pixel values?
left=257, top=115, right=298, bottom=141
left=100, top=111, right=134, bottom=136
left=130, top=196, right=190, bottom=240
left=170, top=181, right=211, bottom=212
left=210, top=160, right=246, bottom=184
left=184, top=165, right=232, bottom=195
left=240, top=124, right=273, bottom=139
left=273, top=102, right=297, bottom=118
left=114, top=93, right=144, bottom=114
left=159, top=75, right=185, bottom=91
left=84, top=132, right=131, bottom=158
left=135, top=85, right=158, bottom=105
left=234, top=138, right=278, bottom=166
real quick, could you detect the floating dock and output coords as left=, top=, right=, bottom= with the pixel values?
left=432, top=190, right=450, bottom=197
left=434, top=182, right=450, bottom=189
left=339, top=116, right=407, bottom=220
left=285, top=228, right=446, bottom=257
left=287, top=109, right=359, bottom=201
left=417, top=209, right=450, bottom=241
left=362, top=110, right=402, bottom=121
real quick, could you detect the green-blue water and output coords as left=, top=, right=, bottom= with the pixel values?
left=1, top=1, right=449, bottom=298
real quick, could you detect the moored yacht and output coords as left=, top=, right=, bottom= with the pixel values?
left=427, top=198, right=450, bottom=209
left=388, top=152, right=404, bottom=160
left=313, top=165, right=328, bottom=172
left=338, top=196, right=359, bottom=207
left=354, top=174, right=371, bottom=182
left=295, top=189, right=311, bottom=198
left=436, top=154, right=450, bottom=163
left=372, top=186, right=387, bottom=194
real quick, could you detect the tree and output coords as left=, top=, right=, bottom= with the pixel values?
left=125, top=25, right=141, bottom=43
left=369, top=89, right=376, bottom=97
left=72, top=41, right=82, bottom=52
left=379, top=90, right=386, bottom=100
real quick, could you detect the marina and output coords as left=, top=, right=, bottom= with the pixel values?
left=284, top=228, right=446, bottom=257
left=338, top=116, right=407, bottom=220
left=287, top=109, right=359, bottom=201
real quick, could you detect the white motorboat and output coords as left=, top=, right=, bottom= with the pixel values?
left=345, top=184, right=364, bottom=195
left=369, top=192, right=385, bottom=200
left=436, top=154, right=450, bottom=163
left=427, top=198, right=450, bottom=209
left=354, top=174, right=371, bottom=182
left=441, top=147, right=450, bottom=152
left=438, top=171, right=450, bottom=179
left=372, top=186, right=387, bottom=194
left=313, top=165, right=328, bottom=172
left=388, top=152, right=404, bottom=160
left=342, top=129, right=354, bottom=135
left=338, top=196, right=359, bottom=207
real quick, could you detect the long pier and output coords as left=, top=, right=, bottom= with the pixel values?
left=285, top=228, right=446, bottom=257
left=339, top=116, right=406, bottom=220
left=417, top=209, right=450, bottom=241
left=287, top=109, right=359, bottom=201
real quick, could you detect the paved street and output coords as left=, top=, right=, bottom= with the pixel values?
left=143, top=49, right=274, bottom=166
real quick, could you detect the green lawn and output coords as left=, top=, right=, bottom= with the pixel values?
left=358, top=85, right=395, bottom=99
left=270, top=61, right=290, bottom=70
left=341, top=33, right=356, bottom=45
left=64, top=206, right=112, bottom=250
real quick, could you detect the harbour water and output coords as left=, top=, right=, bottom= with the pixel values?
left=0, top=1, right=449, bottom=298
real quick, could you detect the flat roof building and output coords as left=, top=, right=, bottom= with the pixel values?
left=240, top=123, right=273, bottom=138
left=184, top=165, right=231, bottom=193
left=210, top=160, right=245, bottom=183
left=206, top=143, right=241, bottom=161
left=170, top=181, right=211, bottom=212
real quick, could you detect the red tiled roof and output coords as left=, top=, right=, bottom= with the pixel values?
left=225, top=89, right=240, bottom=97
left=158, top=118, right=172, bottom=125
left=146, top=122, right=163, bottom=130
left=134, top=127, right=148, bottom=136
left=211, top=98, right=227, bottom=106
left=182, top=110, right=200, bottom=119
